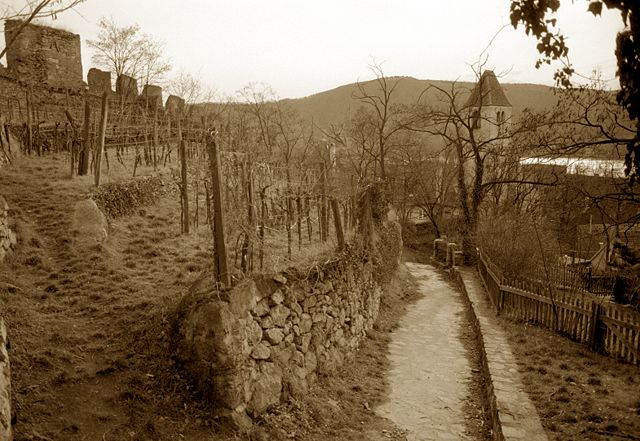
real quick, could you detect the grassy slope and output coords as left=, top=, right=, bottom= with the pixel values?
left=0, top=154, right=231, bottom=440
left=499, top=318, right=640, bottom=440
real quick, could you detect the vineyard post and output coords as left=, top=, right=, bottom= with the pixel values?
left=331, top=197, right=345, bottom=249
left=78, top=99, right=91, bottom=175
left=25, top=88, right=33, bottom=155
left=178, top=116, right=190, bottom=234
left=94, top=92, right=109, bottom=187
left=206, top=129, right=231, bottom=287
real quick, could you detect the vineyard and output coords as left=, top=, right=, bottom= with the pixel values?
left=0, top=88, right=363, bottom=280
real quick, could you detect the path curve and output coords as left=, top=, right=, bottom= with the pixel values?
left=376, top=262, right=472, bottom=441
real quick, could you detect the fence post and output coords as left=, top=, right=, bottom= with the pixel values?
left=588, top=302, right=602, bottom=351
left=94, top=92, right=108, bottom=187
left=499, top=288, right=505, bottom=314
left=178, top=117, right=189, bottom=234
left=206, top=129, right=231, bottom=288
left=330, top=197, right=345, bottom=250
left=78, top=99, right=91, bottom=175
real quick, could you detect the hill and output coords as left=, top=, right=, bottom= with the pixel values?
left=282, top=76, right=559, bottom=128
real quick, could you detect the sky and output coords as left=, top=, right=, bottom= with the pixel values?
left=0, top=0, right=626, bottom=99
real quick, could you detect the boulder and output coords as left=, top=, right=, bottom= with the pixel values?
left=72, top=199, right=108, bottom=247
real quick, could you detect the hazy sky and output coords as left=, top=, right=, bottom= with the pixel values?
left=1, top=0, right=626, bottom=98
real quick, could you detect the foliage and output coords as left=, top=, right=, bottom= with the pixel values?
left=510, top=0, right=640, bottom=185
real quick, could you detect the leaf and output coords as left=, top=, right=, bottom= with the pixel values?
left=588, top=1, right=603, bottom=16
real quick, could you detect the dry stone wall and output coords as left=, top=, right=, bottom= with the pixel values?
left=0, top=319, right=11, bottom=441
left=0, top=197, right=16, bottom=263
left=172, top=215, right=402, bottom=426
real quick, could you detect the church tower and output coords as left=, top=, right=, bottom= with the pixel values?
left=464, top=70, right=512, bottom=144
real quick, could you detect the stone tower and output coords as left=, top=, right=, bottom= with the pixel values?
left=4, top=19, right=83, bottom=88
left=464, top=70, right=512, bottom=144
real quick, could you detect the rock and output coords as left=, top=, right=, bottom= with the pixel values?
left=271, top=342, right=294, bottom=366
left=248, top=364, right=282, bottom=415
left=304, top=351, right=317, bottom=372
left=260, top=316, right=274, bottom=329
left=273, top=273, right=287, bottom=284
left=270, top=305, right=290, bottom=327
left=230, top=280, right=258, bottom=316
left=290, top=301, right=303, bottom=317
left=284, top=375, right=308, bottom=399
left=292, top=350, right=304, bottom=367
left=312, top=312, right=326, bottom=323
left=325, top=316, right=334, bottom=332
left=299, top=313, right=313, bottom=333
left=252, top=299, right=270, bottom=317
left=303, top=295, right=317, bottom=312
left=284, top=333, right=294, bottom=344
left=295, top=334, right=311, bottom=353
left=228, top=409, right=253, bottom=431
left=247, top=320, right=263, bottom=346
left=265, top=328, right=284, bottom=345
left=270, top=289, right=284, bottom=306
left=251, top=343, right=271, bottom=360
left=71, top=199, right=108, bottom=247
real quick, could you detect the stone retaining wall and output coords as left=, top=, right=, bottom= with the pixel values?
left=172, top=217, right=402, bottom=426
left=0, top=319, right=12, bottom=441
left=0, top=197, right=16, bottom=263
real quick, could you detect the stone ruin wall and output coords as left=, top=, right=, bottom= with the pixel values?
left=4, top=19, right=83, bottom=89
left=172, top=215, right=402, bottom=427
left=0, top=20, right=173, bottom=129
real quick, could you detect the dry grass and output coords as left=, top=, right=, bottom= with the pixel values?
left=499, top=318, right=640, bottom=441
left=0, top=152, right=422, bottom=440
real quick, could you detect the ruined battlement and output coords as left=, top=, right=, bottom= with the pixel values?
left=4, top=19, right=84, bottom=89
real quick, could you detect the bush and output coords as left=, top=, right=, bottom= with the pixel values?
left=90, top=176, right=175, bottom=218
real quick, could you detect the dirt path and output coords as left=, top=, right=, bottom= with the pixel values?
left=376, top=262, right=482, bottom=441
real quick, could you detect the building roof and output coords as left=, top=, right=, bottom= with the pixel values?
left=465, top=70, right=512, bottom=108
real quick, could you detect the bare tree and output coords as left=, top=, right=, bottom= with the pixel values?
left=351, top=64, right=409, bottom=181
left=412, top=70, right=554, bottom=261
left=88, top=16, right=171, bottom=90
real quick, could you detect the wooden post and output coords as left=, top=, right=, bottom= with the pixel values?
left=330, top=197, right=345, bottom=250
left=94, top=93, right=109, bottom=186
left=25, top=89, right=33, bottom=155
left=259, top=188, right=266, bottom=271
left=65, top=110, right=77, bottom=178
left=79, top=99, right=91, bottom=175
left=179, top=117, right=189, bottom=234
left=589, top=303, right=602, bottom=351
left=205, top=129, right=231, bottom=287
left=153, top=106, right=159, bottom=170
left=320, top=161, right=327, bottom=242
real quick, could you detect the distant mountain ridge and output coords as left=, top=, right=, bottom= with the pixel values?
left=282, top=76, right=560, bottom=128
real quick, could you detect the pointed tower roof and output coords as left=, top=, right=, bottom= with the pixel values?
left=465, top=70, right=512, bottom=108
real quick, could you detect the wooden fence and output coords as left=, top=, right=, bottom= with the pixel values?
left=477, top=250, right=640, bottom=366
